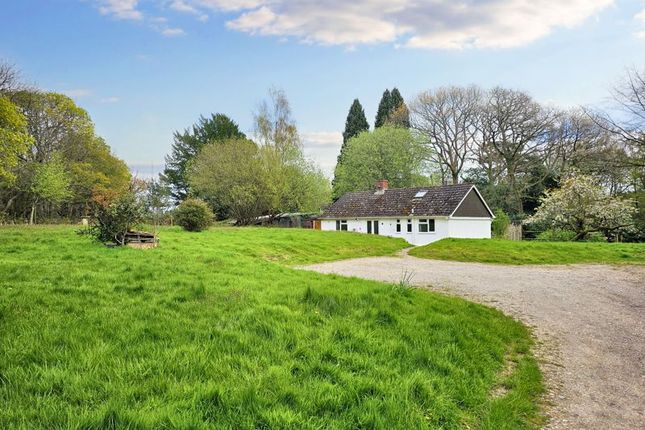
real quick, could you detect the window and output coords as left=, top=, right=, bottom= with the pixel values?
left=407, top=219, right=412, bottom=233
left=374, top=220, right=379, bottom=235
left=367, top=220, right=372, bottom=234
left=396, top=219, right=401, bottom=233
left=336, top=220, right=348, bottom=231
left=414, top=190, right=428, bottom=198
left=418, top=219, right=435, bottom=233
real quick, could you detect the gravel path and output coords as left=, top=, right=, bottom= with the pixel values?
left=300, top=253, right=645, bottom=429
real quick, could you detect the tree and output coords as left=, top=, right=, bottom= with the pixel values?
left=387, top=88, right=410, bottom=128
left=189, top=138, right=271, bottom=224
left=588, top=68, right=645, bottom=190
left=12, top=91, right=93, bottom=163
left=163, top=113, right=245, bottom=201
left=411, top=86, right=482, bottom=185
left=374, top=89, right=392, bottom=128
left=526, top=174, right=636, bottom=241
left=480, top=87, right=558, bottom=215
left=332, top=126, right=430, bottom=198
left=342, top=99, right=369, bottom=146
left=253, top=88, right=330, bottom=214
left=29, top=153, right=71, bottom=224
left=0, top=96, right=32, bottom=184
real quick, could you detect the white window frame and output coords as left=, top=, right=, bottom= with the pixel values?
left=406, top=219, right=412, bottom=233
left=336, top=220, right=348, bottom=231
left=396, top=219, right=401, bottom=233
left=418, top=218, right=435, bottom=233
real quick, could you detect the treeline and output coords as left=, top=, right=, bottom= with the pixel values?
left=161, top=89, right=330, bottom=224
left=0, top=62, right=131, bottom=224
left=333, top=71, right=644, bottom=232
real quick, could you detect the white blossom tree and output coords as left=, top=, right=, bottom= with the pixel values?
left=527, top=174, right=636, bottom=241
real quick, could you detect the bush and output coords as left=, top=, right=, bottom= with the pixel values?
left=536, top=229, right=576, bottom=242
left=174, top=198, right=213, bottom=232
left=91, top=192, right=145, bottom=245
left=491, top=209, right=510, bottom=238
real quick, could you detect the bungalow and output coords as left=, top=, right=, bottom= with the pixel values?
left=319, top=180, right=494, bottom=246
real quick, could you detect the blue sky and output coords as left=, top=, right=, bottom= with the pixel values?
left=2, top=0, right=644, bottom=177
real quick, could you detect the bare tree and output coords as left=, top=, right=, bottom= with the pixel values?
left=410, top=86, right=482, bottom=184
left=253, top=87, right=301, bottom=161
left=479, top=87, right=558, bottom=214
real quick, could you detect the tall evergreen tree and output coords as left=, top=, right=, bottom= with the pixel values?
left=342, top=99, right=369, bottom=145
left=387, top=88, right=410, bottom=128
left=374, top=89, right=392, bottom=128
left=163, top=113, right=245, bottom=201
left=333, top=99, right=370, bottom=199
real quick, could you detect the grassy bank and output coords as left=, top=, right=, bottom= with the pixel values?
left=409, top=238, right=645, bottom=265
left=0, top=226, right=542, bottom=429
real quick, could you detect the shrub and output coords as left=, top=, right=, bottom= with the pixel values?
left=91, top=192, right=145, bottom=245
left=174, top=198, right=212, bottom=232
left=491, top=209, right=510, bottom=238
left=536, top=229, right=576, bottom=242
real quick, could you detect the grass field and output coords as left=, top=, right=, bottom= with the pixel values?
left=0, top=226, right=542, bottom=429
left=409, top=238, right=645, bottom=265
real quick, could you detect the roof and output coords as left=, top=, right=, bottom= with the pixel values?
left=320, top=184, right=491, bottom=219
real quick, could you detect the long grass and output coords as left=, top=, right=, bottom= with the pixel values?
left=0, top=226, right=542, bottom=429
left=409, top=238, right=645, bottom=265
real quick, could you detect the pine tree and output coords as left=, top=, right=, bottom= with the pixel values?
left=374, top=89, right=392, bottom=128
left=163, top=113, right=245, bottom=201
left=333, top=99, right=370, bottom=199
left=388, top=88, right=410, bottom=128
left=342, top=99, right=369, bottom=145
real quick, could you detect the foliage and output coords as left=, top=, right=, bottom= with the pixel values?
left=0, top=96, right=32, bottom=184
left=190, top=138, right=330, bottom=224
left=491, top=208, right=510, bottom=238
left=536, top=229, right=577, bottom=242
left=410, top=238, right=645, bottom=265
left=374, top=88, right=391, bottom=128
left=163, top=113, right=245, bottom=201
left=1, top=88, right=130, bottom=223
left=174, top=198, right=213, bottom=232
left=0, top=226, right=542, bottom=429
left=375, top=87, right=409, bottom=128
left=411, top=86, right=481, bottom=185
left=90, top=190, right=145, bottom=245
left=527, top=174, right=636, bottom=241
left=341, top=98, right=369, bottom=146
left=332, top=126, right=430, bottom=199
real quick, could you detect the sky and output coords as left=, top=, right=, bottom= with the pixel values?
left=1, top=0, right=644, bottom=178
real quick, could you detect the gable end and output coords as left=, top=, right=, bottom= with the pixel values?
left=451, top=188, right=493, bottom=218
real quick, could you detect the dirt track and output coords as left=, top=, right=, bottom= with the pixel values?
left=300, top=254, right=645, bottom=429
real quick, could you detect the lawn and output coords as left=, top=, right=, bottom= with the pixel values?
left=409, top=238, right=645, bottom=265
left=0, top=226, right=542, bottom=429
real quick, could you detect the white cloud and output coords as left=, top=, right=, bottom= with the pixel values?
left=64, top=88, right=92, bottom=97
left=100, top=96, right=120, bottom=103
left=301, top=131, right=342, bottom=177
left=91, top=0, right=614, bottom=49
left=223, top=0, right=613, bottom=49
left=635, top=7, right=645, bottom=39
left=97, top=0, right=142, bottom=20
left=161, top=27, right=186, bottom=36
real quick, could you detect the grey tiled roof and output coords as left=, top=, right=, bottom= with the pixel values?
left=320, top=184, right=475, bottom=218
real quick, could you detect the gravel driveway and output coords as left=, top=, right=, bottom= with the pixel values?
left=300, top=253, right=645, bottom=429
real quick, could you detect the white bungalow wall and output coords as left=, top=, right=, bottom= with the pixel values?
left=321, top=217, right=490, bottom=246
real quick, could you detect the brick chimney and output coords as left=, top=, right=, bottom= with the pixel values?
left=375, top=179, right=389, bottom=195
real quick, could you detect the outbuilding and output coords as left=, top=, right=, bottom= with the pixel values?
left=319, top=180, right=494, bottom=246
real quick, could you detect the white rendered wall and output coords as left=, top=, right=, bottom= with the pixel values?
left=320, top=218, right=451, bottom=246
left=447, top=218, right=492, bottom=239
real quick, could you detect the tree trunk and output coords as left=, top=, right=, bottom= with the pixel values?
left=451, top=171, right=459, bottom=185
left=29, top=203, right=36, bottom=225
